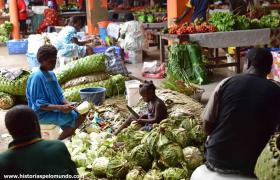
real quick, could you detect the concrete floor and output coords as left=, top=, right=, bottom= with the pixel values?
left=0, top=45, right=237, bottom=152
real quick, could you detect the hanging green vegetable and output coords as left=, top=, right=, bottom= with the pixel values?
left=186, top=43, right=207, bottom=85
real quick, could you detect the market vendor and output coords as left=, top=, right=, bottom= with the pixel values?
left=26, top=45, right=86, bottom=140
left=0, top=105, right=78, bottom=177
left=113, top=81, right=168, bottom=135
left=175, top=0, right=212, bottom=23
left=37, top=1, right=59, bottom=33
left=191, top=48, right=280, bottom=179
left=54, top=16, right=93, bottom=60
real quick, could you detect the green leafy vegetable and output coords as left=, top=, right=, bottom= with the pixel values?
left=143, top=169, right=163, bottom=180
left=161, top=167, right=188, bottom=180
left=158, top=143, right=184, bottom=168
left=126, top=167, right=146, bottom=180
left=129, top=144, right=153, bottom=170
left=183, top=146, right=203, bottom=170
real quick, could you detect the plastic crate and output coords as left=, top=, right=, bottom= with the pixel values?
left=26, top=53, right=40, bottom=70
left=6, top=39, right=28, bottom=55
left=93, top=46, right=121, bottom=55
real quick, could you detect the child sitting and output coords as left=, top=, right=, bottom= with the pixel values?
left=114, top=80, right=168, bottom=135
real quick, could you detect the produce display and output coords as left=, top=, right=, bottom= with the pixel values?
left=0, top=70, right=30, bottom=96
left=63, top=74, right=128, bottom=102
left=255, top=133, right=280, bottom=180
left=55, top=54, right=107, bottom=84
left=134, top=6, right=167, bottom=23
left=162, top=43, right=207, bottom=95
left=137, top=14, right=167, bottom=23
left=0, top=92, right=15, bottom=110
left=0, top=21, right=13, bottom=43
left=167, top=21, right=217, bottom=35
left=209, top=12, right=280, bottom=32
left=65, top=92, right=206, bottom=179
left=260, top=14, right=280, bottom=28
left=63, top=88, right=204, bottom=179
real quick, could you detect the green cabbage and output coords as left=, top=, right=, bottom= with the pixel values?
left=161, top=168, right=188, bottom=180
left=158, top=143, right=184, bottom=168
left=172, top=128, right=190, bottom=148
left=126, top=167, right=146, bottom=180
left=107, top=154, right=129, bottom=179
left=92, top=157, right=109, bottom=178
left=97, top=145, right=117, bottom=157
left=117, top=126, right=146, bottom=151
left=180, top=118, right=198, bottom=130
left=72, top=153, right=88, bottom=167
left=143, top=169, right=163, bottom=180
left=77, top=167, right=91, bottom=178
left=129, top=144, right=153, bottom=170
left=141, top=129, right=160, bottom=156
left=189, top=125, right=206, bottom=147
left=183, top=147, right=203, bottom=170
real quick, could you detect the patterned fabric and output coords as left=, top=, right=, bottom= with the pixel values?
left=268, top=51, right=280, bottom=82
left=37, top=8, right=59, bottom=33
left=54, top=26, right=87, bottom=58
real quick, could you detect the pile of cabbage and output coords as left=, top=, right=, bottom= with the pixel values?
left=65, top=115, right=206, bottom=180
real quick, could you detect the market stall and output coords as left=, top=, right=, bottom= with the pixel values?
left=159, top=10, right=280, bottom=73
left=159, top=28, right=276, bottom=73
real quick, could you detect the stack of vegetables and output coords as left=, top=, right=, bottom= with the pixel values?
left=209, top=12, right=280, bottom=32
left=0, top=70, right=30, bottom=109
left=66, top=113, right=206, bottom=180
left=162, top=43, right=207, bottom=95
left=56, top=54, right=128, bottom=102
left=166, top=19, right=217, bottom=35
left=0, top=54, right=128, bottom=109
left=0, top=21, right=13, bottom=43
left=134, top=5, right=167, bottom=23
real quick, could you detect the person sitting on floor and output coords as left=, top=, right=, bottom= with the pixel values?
left=26, top=45, right=86, bottom=140
left=54, top=16, right=93, bottom=60
left=114, top=80, right=168, bottom=135
left=191, top=48, right=280, bottom=180
left=0, top=105, right=78, bottom=178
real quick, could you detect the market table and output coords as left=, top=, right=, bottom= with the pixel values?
left=159, top=28, right=273, bottom=73
left=144, top=22, right=167, bottom=48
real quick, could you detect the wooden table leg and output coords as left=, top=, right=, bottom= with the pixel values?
left=236, top=47, right=241, bottom=73
left=156, top=34, right=160, bottom=49
left=160, top=36, right=165, bottom=63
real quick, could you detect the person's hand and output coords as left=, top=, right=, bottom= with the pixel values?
left=59, top=104, right=75, bottom=113
left=173, top=18, right=179, bottom=24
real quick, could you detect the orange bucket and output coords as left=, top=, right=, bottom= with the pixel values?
left=98, top=21, right=112, bottom=28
